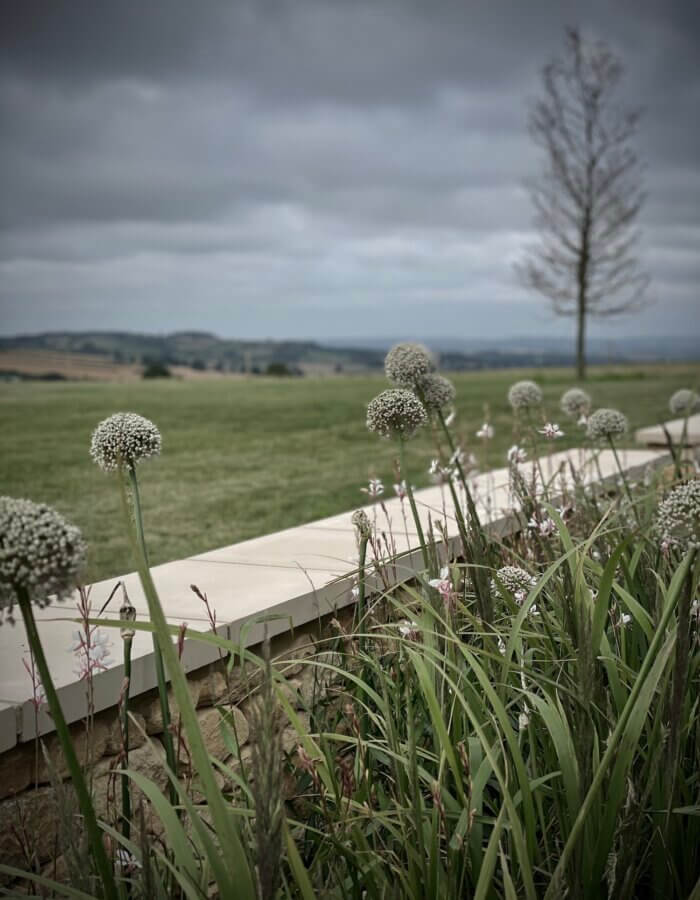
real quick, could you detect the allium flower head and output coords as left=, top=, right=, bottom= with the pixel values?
left=351, top=509, right=372, bottom=539
left=508, top=380, right=543, bottom=411
left=414, top=373, right=456, bottom=413
left=491, top=565, right=537, bottom=603
left=0, top=497, right=86, bottom=617
left=384, top=343, right=435, bottom=387
left=669, top=389, right=700, bottom=416
left=366, top=389, right=428, bottom=440
left=561, top=387, right=592, bottom=419
left=90, top=412, right=162, bottom=472
left=655, top=480, right=700, bottom=552
left=587, top=408, right=628, bottom=441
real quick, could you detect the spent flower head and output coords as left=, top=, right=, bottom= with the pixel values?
left=491, top=565, right=537, bottom=604
left=384, top=343, right=435, bottom=387
left=414, top=373, right=456, bottom=413
left=655, top=479, right=700, bottom=552
left=0, top=497, right=86, bottom=619
left=669, top=388, right=700, bottom=417
left=587, top=408, right=628, bottom=441
left=561, top=387, right=592, bottom=420
left=366, top=389, right=428, bottom=440
left=90, top=412, right=162, bottom=472
left=351, top=509, right=372, bottom=540
left=508, top=380, right=543, bottom=411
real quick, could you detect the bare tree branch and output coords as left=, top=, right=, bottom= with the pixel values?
left=516, top=27, right=650, bottom=377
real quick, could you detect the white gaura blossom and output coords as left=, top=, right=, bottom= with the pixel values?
left=508, top=445, right=527, bottom=464
left=560, top=387, right=592, bottom=420
left=366, top=390, right=428, bottom=440
left=476, top=422, right=494, bottom=440
left=655, top=480, right=700, bottom=552
left=361, top=478, right=384, bottom=498
left=1, top=497, right=87, bottom=619
left=669, top=389, right=700, bottom=416
left=384, top=343, right=435, bottom=387
left=90, top=412, right=162, bottom=472
left=586, top=408, right=628, bottom=441
left=508, top=380, right=543, bottom=411
left=539, top=423, right=564, bottom=440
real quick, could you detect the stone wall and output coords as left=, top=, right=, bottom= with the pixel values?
left=0, top=616, right=343, bottom=883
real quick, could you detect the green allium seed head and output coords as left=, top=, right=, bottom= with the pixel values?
left=491, top=565, right=537, bottom=601
left=655, top=480, right=700, bottom=552
left=366, top=389, right=428, bottom=440
left=586, top=408, right=628, bottom=441
left=415, top=372, right=456, bottom=413
left=384, top=343, right=435, bottom=387
left=351, top=509, right=372, bottom=539
left=90, top=412, right=162, bottom=472
left=0, top=496, right=86, bottom=617
left=508, top=380, right=543, bottom=411
left=669, top=389, right=700, bottom=416
left=560, top=387, right=592, bottom=419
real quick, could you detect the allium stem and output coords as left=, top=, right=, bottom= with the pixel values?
left=398, top=439, right=430, bottom=573
left=607, top=437, right=639, bottom=524
left=121, top=634, right=132, bottom=841
left=17, top=588, right=118, bottom=900
left=121, top=465, right=178, bottom=808
left=357, top=535, right=368, bottom=652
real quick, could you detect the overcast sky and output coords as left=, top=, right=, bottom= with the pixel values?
left=1, top=0, right=698, bottom=344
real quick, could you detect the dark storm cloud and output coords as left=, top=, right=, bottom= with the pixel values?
left=1, top=0, right=698, bottom=339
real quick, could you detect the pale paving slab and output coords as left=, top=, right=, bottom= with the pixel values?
left=0, top=445, right=666, bottom=746
left=635, top=413, right=700, bottom=448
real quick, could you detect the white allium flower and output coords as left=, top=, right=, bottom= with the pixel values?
left=560, top=387, right=592, bottom=419
left=669, top=389, right=700, bottom=416
left=539, top=422, right=564, bottom=440
left=507, top=445, right=527, bottom=464
left=351, top=509, right=372, bottom=539
left=508, top=380, right=543, bottom=411
left=0, top=497, right=86, bottom=617
left=384, top=343, right=435, bottom=387
left=366, top=389, right=428, bottom=440
left=415, top=373, right=456, bottom=413
left=586, top=408, right=628, bottom=441
left=476, top=422, right=494, bottom=440
left=655, top=480, right=700, bottom=552
left=491, top=565, right=537, bottom=604
left=90, top=412, right=162, bottom=472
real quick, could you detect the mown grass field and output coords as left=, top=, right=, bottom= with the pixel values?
left=1, top=364, right=698, bottom=582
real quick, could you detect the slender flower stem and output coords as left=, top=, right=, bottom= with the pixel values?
left=121, top=634, right=132, bottom=841
left=357, top=535, right=368, bottom=653
left=17, top=589, right=118, bottom=900
left=398, top=439, right=431, bottom=573
left=121, top=466, right=178, bottom=806
left=607, top=437, right=639, bottom=524
left=436, top=409, right=484, bottom=535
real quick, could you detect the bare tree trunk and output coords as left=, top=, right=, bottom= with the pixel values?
left=576, top=290, right=586, bottom=380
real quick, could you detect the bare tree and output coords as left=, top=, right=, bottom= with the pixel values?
left=517, top=27, right=650, bottom=379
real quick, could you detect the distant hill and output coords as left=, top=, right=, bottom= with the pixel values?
left=2, top=331, right=697, bottom=382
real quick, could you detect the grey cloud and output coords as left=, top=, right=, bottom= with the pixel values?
left=0, top=0, right=698, bottom=340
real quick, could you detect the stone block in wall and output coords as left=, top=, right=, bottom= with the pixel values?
left=180, top=705, right=249, bottom=765
left=103, top=711, right=147, bottom=755
left=0, top=783, right=72, bottom=871
left=0, top=743, right=35, bottom=801
left=133, top=678, right=200, bottom=734
left=37, top=717, right=110, bottom=783
left=272, top=631, right=317, bottom=677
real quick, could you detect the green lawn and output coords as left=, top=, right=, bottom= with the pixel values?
left=1, top=364, right=697, bottom=582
